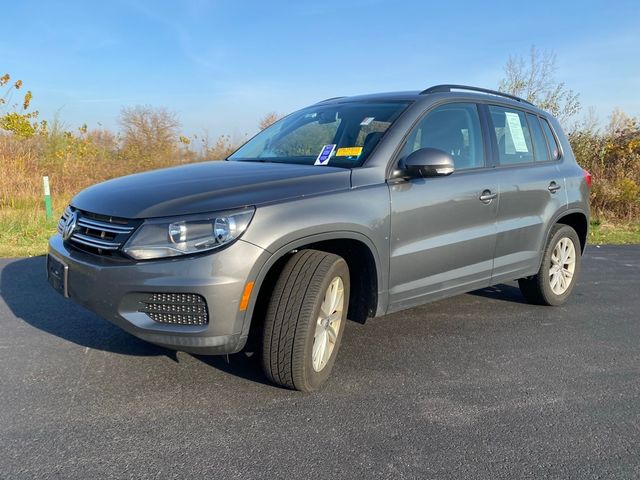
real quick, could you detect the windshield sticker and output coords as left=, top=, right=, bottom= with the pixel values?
left=360, top=117, right=375, bottom=126
left=336, top=146, right=363, bottom=158
left=314, top=144, right=337, bottom=165
left=504, top=112, right=529, bottom=153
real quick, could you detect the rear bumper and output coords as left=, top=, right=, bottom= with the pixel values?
left=48, top=235, right=266, bottom=354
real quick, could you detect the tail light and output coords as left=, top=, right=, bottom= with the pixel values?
left=583, top=169, right=592, bottom=189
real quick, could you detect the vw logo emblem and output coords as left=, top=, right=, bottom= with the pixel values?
left=62, top=211, right=79, bottom=241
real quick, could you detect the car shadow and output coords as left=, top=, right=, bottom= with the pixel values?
left=468, top=283, right=528, bottom=304
left=0, top=256, right=176, bottom=358
left=190, top=352, right=275, bottom=387
left=1, top=256, right=529, bottom=387
left=0, top=256, right=273, bottom=385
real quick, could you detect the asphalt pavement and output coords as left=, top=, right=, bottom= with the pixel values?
left=0, top=246, right=639, bottom=479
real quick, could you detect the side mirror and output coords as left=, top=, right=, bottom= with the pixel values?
left=400, top=148, right=455, bottom=178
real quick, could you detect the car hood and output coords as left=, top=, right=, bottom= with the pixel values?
left=71, top=160, right=352, bottom=219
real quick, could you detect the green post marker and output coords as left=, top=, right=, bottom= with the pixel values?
left=43, top=175, right=53, bottom=220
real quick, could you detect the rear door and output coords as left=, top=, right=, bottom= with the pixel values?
left=486, top=105, right=567, bottom=283
left=387, top=102, right=500, bottom=312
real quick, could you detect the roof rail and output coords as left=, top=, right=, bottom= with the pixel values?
left=315, top=96, right=346, bottom=104
left=420, top=84, right=534, bottom=106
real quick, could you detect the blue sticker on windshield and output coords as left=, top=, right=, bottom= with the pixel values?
left=314, top=144, right=336, bottom=165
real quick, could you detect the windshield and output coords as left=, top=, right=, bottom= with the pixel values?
left=228, top=101, right=411, bottom=168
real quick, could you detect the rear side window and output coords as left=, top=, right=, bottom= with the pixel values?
left=399, top=102, right=485, bottom=170
left=540, top=118, right=561, bottom=160
left=488, top=105, right=534, bottom=165
left=526, top=114, right=550, bottom=162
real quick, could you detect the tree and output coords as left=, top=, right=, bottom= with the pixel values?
left=118, top=105, right=180, bottom=161
left=0, top=73, right=39, bottom=138
left=259, top=111, right=281, bottom=130
left=498, top=46, right=580, bottom=125
left=606, top=107, right=637, bottom=137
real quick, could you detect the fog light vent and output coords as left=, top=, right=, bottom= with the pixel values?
left=139, top=293, right=208, bottom=325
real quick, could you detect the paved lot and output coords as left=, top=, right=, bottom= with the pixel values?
left=0, top=246, right=639, bottom=479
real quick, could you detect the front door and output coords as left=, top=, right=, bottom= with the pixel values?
left=387, top=102, right=499, bottom=312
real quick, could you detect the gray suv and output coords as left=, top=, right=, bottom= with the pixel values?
left=48, top=85, right=590, bottom=391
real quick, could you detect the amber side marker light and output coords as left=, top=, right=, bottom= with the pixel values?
left=239, top=281, right=254, bottom=311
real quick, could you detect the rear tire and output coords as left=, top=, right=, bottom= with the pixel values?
left=262, top=250, right=349, bottom=392
left=518, top=224, right=581, bottom=306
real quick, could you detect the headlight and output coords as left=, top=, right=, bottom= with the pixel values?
left=123, top=207, right=255, bottom=260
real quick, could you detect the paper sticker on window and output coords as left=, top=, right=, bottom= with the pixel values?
left=504, top=112, right=529, bottom=153
left=314, top=144, right=336, bottom=165
left=360, top=117, right=375, bottom=126
left=336, top=146, right=363, bottom=158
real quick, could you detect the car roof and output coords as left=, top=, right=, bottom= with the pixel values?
left=315, top=86, right=550, bottom=117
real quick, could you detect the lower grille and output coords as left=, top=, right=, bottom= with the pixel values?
left=138, top=293, right=209, bottom=326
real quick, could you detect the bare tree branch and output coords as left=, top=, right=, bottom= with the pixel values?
left=498, top=46, right=580, bottom=125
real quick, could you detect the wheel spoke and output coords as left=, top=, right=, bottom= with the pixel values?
left=329, top=280, right=339, bottom=312
left=327, top=325, right=337, bottom=343
left=321, top=334, right=331, bottom=366
left=319, top=299, right=330, bottom=318
left=335, top=280, right=342, bottom=308
left=312, top=331, right=325, bottom=367
left=324, top=289, right=332, bottom=315
left=311, top=275, right=345, bottom=372
left=315, top=320, right=324, bottom=338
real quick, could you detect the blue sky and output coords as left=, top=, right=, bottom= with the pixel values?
left=2, top=0, right=639, bottom=138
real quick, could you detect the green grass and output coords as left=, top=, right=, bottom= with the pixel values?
left=0, top=205, right=62, bottom=257
left=588, top=220, right=640, bottom=245
left=0, top=206, right=638, bottom=258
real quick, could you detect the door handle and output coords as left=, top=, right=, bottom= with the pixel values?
left=548, top=181, right=561, bottom=193
left=479, top=189, right=497, bottom=203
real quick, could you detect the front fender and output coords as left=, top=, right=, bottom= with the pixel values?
left=238, top=185, right=391, bottom=337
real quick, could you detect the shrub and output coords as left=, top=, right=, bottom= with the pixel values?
left=569, top=109, right=640, bottom=221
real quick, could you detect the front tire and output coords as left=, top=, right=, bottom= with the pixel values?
left=262, top=250, right=350, bottom=392
left=518, top=224, right=582, bottom=306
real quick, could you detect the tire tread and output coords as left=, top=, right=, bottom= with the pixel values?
left=262, top=250, right=338, bottom=390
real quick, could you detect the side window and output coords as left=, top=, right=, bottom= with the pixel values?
left=540, top=118, right=561, bottom=160
left=399, top=103, right=485, bottom=170
left=526, top=114, right=550, bottom=162
left=488, top=105, right=534, bottom=165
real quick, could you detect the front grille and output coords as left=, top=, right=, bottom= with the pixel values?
left=138, top=293, right=209, bottom=326
left=57, top=206, right=72, bottom=234
left=59, top=207, right=139, bottom=256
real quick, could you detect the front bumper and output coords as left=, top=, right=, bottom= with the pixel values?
left=48, top=235, right=266, bottom=354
